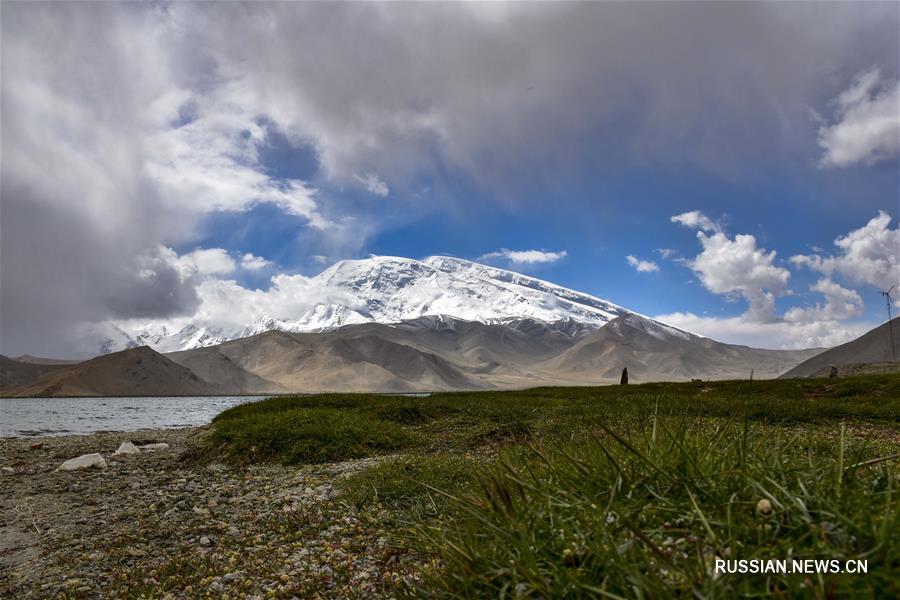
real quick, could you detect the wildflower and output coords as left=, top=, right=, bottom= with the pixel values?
left=756, top=498, right=773, bottom=516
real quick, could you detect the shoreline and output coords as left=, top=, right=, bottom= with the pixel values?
left=0, top=427, right=424, bottom=598
left=0, top=424, right=206, bottom=440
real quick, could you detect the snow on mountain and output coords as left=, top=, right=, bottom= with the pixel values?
left=93, top=255, right=682, bottom=355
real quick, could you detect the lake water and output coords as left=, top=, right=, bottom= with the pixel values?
left=0, top=396, right=269, bottom=437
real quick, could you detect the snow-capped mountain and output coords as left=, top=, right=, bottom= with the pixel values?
left=93, top=255, right=682, bottom=355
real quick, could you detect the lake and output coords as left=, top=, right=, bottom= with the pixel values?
left=0, top=396, right=269, bottom=437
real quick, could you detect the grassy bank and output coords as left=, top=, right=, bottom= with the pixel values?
left=204, top=375, right=900, bottom=597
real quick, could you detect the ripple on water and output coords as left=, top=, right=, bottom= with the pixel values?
left=0, top=396, right=267, bottom=437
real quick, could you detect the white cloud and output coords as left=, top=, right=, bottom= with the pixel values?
left=479, top=249, right=568, bottom=265
left=790, top=211, right=900, bottom=289
left=783, top=278, right=864, bottom=322
left=818, top=68, right=900, bottom=168
left=240, top=253, right=272, bottom=271
left=121, top=272, right=368, bottom=335
left=671, top=210, right=721, bottom=233
left=166, top=247, right=275, bottom=275
left=656, top=311, right=873, bottom=350
left=144, top=81, right=329, bottom=227
left=655, top=248, right=676, bottom=259
left=626, top=255, right=659, bottom=273
left=189, top=249, right=236, bottom=276
left=353, top=173, right=390, bottom=197
left=664, top=211, right=892, bottom=348
left=685, top=229, right=790, bottom=322
left=163, top=247, right=236, bottom=276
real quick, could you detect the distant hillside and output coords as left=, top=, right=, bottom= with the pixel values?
left=2, top=346, right=217, bottom=397
left=4, top=315, right=831, bottom=396
left=0, top=355, right=70, bottom=390
left=780, top=318, right=900, bottom=378
left=166, top=349, right=288, bottom=394
left=534, top=315, right=823, bottom=382
left=166, top=315, right=822, bottom=393
left=169, top=324, right=485, bottom=393
left=804, top=362, right=900, bottom=378
left=12, top=355, right=79, bottom=365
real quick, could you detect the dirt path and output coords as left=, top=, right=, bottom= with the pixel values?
left=0, top=428, right=424, bottom=598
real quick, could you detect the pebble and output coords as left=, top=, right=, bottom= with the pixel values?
left=140, top=443, right=170, bottom=452
left=1, top=427, right=423, bottom=599
left=57, top=453, right=107, bottom=471
left=113, top=441, right=140, bottom=455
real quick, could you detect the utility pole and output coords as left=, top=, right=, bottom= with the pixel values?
left=882, top=287, right=896, bottom=362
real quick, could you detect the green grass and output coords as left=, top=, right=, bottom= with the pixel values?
left=204, top=375, right=900, bottom=597
left=207, top=405, right=418, bottom=463
left=411, top=421, right=898, bottom=598
left=341, top=453, right=480, bottom=510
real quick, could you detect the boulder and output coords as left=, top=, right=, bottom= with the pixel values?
left=139, top=443, right=170, bottom=452
left=113, top=441, right=140, bottom=455
left=58, top=453, right=107, bottom=471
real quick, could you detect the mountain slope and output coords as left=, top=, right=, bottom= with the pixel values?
left=780, top=318, right=899, bottom=378
left=0, top=355, right=70, bottom=390
left=2, top=347, right=217, bottom=397
left=162, top=315, right=821, bottom=392
left=5, top=314, right=828, bottom=395
left=102, top=256, right=655, bottom=355
left=170, top=326, right=484, bottom=393
left=12, top=355, right=80, bottom=365
left=166, top=349, right=289, bottom=394
left=537, top=315, right=823, bottom=382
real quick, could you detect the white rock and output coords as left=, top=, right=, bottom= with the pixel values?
left=57, top=453, right=107, bottom=471
left=113, top=441, right=140, bottom=455
left=139, top=443, right=170, bottom=452
left=2, top=466, right=15, bottom=473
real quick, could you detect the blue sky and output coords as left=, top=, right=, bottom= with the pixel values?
left=2, top=1, right=898, bottom=355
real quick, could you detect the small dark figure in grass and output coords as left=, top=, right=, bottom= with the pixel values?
left=620, top=367, right=628, bottom=385
left=829, top=365, right=839, bottom=379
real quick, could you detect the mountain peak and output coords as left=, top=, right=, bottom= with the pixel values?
left=98, top=254, right=664, bottom=355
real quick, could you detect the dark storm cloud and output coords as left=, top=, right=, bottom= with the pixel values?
left=183, top=1, right=898, bottom=190
left=1, top=1, right=897, bottom=356
left=0, top=2, right=200, bottom=356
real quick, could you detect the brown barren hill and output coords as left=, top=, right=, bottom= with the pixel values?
left=536, top=315, right=823, bottom=382
left=780, top=318, right=900, bottom=378
left=2, top=346, right=216, bottom=397
left=205, top=329, right=483, bottom=393
left=0, top=355, right=71, bottom=391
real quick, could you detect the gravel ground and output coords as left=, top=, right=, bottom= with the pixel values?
left=0, top=427, right=427, bottom=599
